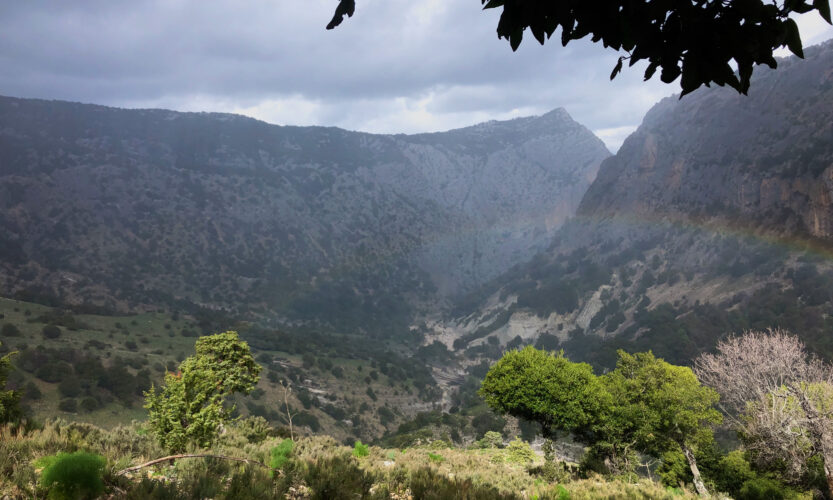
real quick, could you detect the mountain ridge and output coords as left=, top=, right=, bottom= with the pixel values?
left=0, top=95, right=609, bottom=334
left=432, top=42, right=833, bottom=369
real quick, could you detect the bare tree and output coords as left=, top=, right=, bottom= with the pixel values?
left=694, top=329, right=833, bottom=494
left=280, top=380, right=296, bottom=441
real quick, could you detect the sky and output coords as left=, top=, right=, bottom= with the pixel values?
left=1, top=1, right=831, bottom=152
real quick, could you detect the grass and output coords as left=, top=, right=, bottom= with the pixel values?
left=0, top=419, right=701, bottom=499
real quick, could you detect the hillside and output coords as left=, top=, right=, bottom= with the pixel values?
left=435, top=42, right=833, bottom=370
left=580, top=41, right=833, bottom=242
left=0, top=296, right=447, bottom=443
left=0, top=99, right=608, bottom=336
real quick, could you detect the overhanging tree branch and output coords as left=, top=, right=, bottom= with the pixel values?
left=327, top=0, right=833, bottom=96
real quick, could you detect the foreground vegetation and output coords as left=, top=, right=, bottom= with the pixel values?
left=3, top=323, right=833, bottom=497
left=0, top=419, right=700, bottom=499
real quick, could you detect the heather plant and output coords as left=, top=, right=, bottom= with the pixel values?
left=407, top=466, right=516, bottom=500
left=37, top=451, right=106, bottom=500
left=304, top=453, right=374, bottom=500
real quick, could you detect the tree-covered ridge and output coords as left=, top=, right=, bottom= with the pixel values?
left=0, top=96, right=608, bottom=336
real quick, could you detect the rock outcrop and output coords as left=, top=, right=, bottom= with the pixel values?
left=579, top=41, right=833, bottom=243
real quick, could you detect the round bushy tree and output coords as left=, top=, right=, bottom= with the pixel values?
left=479, top=346, right=607, bottom=440
left=1, top=323, right=21, bottom=337
left=42, top=324, right=62, bottom=339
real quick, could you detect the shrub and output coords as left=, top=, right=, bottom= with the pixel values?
left=352, top=440, right=369, bottom=458
left=58, top=376, right=82, bottom=398
left=505, top=438, right=536, bottom=465
left=294, top=412, right=321, bottom=432
left=38, top=451, right=106, bottom=500
left=144, top=331, right=261, bottom=451
left=269, top=439, right=294, bottom=470
left=713, top=450, right=756, bottom=496
left=658, top=449, right=691, bottom=487
left=36, top=362, right=73, bottom=383
left=238, top=416, right=273, bottom=443
left=408, top=467, right=513, bottom=500
left=222, top=466, right=284, bottom=500
left=79, top=397, right=99, bottom=413
left=0, top=343, right=22, bottom=423
left=427, top=452, right=445, bottom=463
left=738, top=477, right=788, bottom=500
left=41, top=325, right=62, bottom=339
left=122, top=477, right=186, bottom=499
left=23, top=381, right=42, bottom=400
left=58, top=398, right=77, bottom=413
left=479, top=431, right=504, bottom=449
left=304, top=454, right=373, bottom=500
left=1, top=323, right=21, bottom=337
left=529, top=460, right=572, bottom=483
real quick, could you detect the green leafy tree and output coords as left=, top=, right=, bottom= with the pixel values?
left=144, top=331, right=261, bottom=451
left=480, top=347, right=721, bottom=495
left=601, top=351, right=721, bottom=495
left=0, top=341, right=22, bottom=424
left=327, top=0, right=831, bottom=96
left=479, top=346, right=608, bottom=439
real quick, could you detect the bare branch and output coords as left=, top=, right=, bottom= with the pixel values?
left=116, top=454, right=271, bottom=476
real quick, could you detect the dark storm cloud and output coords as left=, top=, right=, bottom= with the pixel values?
left=1, top=1, right=830, bottom=150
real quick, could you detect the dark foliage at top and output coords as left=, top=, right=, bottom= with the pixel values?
left=328, top=0, right=832, bottom=95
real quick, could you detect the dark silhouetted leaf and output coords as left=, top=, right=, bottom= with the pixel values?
left=327, top=0, right=830, bottom=95
left=784, top=19, right=805, bottom=58
left=610, top=57, right=624, bottom=80
left=326, top=0, right=355, bottom=30
left=815, top=0, right=832, bottom=23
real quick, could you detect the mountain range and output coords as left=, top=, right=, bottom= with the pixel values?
left=1, top=42, right=832, bottom=366
left=0, top=98, right=608, bottom=335
left=434, top=41, right=833, bottom=371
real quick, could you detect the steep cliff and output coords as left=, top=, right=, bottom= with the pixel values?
left=0, top=98, right=608, bottom=333
left=579, top=41, right=833, bottom=242
left=436, top=42, right=833, bottom=368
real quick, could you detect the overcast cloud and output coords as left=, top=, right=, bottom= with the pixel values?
left=1, top=1, right=831, bottom=151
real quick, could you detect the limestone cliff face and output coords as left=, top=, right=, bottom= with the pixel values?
left=436, top=43, right=833, bottom=359
left=579, top=41, right=833, bottom=242
left=0, top=98, right=608, bottom=330
left=396, top=109, right=608, bottom=293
